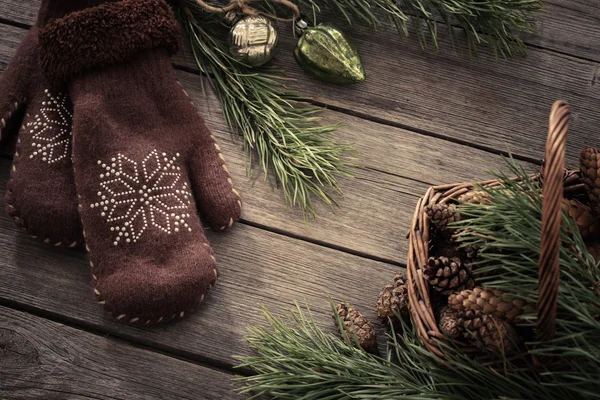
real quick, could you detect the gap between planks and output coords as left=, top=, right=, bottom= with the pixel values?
left=0, top=145, right=408, bottom=267
left=0, top=0, right=596, bottom=62
left=3, top=19, right=523, bottom=263
left=0, top=305, right=244, bottom=400
left=0, top=153, right=401, bottom=368
left=0, top=296, right=246, bottom=376
left=0, top=17, right=567, bottom=166
left=171, top=62, right=544, bottom=166
left=0, top=0, right=600, bottom=166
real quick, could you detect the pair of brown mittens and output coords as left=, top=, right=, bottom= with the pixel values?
left=1, top=0, right=241, bottom=325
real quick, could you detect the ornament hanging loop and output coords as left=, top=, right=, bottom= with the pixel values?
left=294, top=18, right=308, bottom=36
left=194, top=0, right=300, bottom=22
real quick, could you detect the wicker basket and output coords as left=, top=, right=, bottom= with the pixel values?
left=406, top=101, right=584, bottom=362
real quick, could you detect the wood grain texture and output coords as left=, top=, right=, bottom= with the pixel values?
left=0, top=306, right=240, bottom=400
left=0, top=156, right=399, bottom=366
left=260, top=25, right=599, bottom=167
left=0, top=22, right=524, bottom=263
left=0, top=0, right=594, bottom=391
left=1, top=0, right=598, bottom=62
left=0, top=0, right=37, bottom=25
left=0, top=0, right=598, bottom=166
left=523, top=0, right=600, bottom=63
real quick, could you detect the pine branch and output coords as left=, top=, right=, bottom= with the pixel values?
left=170, top=0, right=542, bottom=215
left=236, top=158, right=600, bottom=399
left=453, top=157, right=600, bottom=363
left=171, top=1, right=355, bottom=216
left=235, top=302, right=449, bottom=399
left=236, top=301, right=600, bottom=399
left=295, top=0, right=543, bottom=57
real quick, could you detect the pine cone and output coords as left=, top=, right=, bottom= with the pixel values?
left=448, top=287, right=535, bottom=321
left=458, top=309, right=519, bottom=353
left=335, top=302, right=377, bottom=353
left=425, top=256, right=475, bottom=295
left=580, top=147, right=600, bottom=212
left=588, top=241, right=600, bottom=264
left=376, top=273, right=409, bottom=322
left=438, top=306, right=462, bottom=339
left=458, top=190, right=490, bottom=205
left=433, top=239, right=460, bottom=258
left=425, top=203, right=461, bottom=230
left=461, top=244, right=479, bottom=261
left=438, top=244, right=460, bottom=258
left=562, top=198, right=600, bottom=239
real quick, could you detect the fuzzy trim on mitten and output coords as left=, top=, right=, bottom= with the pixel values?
left=39, top=0, right=181, bottom=84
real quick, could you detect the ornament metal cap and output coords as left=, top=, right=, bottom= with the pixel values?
left=294, top=18, right=308, bottom=36
left=224, top=10, right=240, bottom=26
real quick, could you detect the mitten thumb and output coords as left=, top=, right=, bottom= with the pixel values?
left=188, top=123, right=242, bottom=231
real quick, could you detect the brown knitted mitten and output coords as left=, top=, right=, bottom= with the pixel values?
left=1, top=3, right=82, bottom=247
left=39, top=0, right=242, bottom=324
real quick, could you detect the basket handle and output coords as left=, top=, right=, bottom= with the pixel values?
left=537, top=100, right=570, bottom=345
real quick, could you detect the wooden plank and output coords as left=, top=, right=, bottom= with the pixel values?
left=0, top=155, right=398, bottom=366
left=523, top=0, right=600, bottom=63
left=0, top=1, right=574, bottom=375
left=0, top=0, right=37, bottom=26
left=2, top=0, right=598, bottom=62
left=0, top=22, right=523, bottom=263
left=267, top=26, right=599, bottom=167
left=0, top=306, right=240, bottom=399
left=1, top=0, right=597, bottom=165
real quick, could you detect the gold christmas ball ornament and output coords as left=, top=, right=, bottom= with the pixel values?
left=228, top=14, right=278, bottom=67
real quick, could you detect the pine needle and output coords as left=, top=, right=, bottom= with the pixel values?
left=169, top=0, right=542, bottom=215
left=453, top=157, right=600, bottom=364
left=171, top=2, right=355, bottom=217
left=236, top=300, right=600, bottom=399
left=296, top=0, right=543, bottom=58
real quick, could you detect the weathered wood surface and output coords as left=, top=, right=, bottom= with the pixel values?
left=0, top=156, right=397, bottom=366
left=2, top=0, right=598, bottom=62
left=524, top=0, right=600, bottom=63
left=0, top=22, right=527, bottom=263
left=0, top=306, right=240, bottom=399
left=1, top=0, right=599, bottom=166
left=181, top=20, right=599, bottom=166
left=0, top=1, right=598, bottom=398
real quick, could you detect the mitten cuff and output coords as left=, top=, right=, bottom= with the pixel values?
left=38, top=0, right=181, bottom=84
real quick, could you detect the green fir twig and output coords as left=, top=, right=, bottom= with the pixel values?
left=452, top=157, right=600, bottom=363
left=235, top=300, right=600, bottom=399
left=169, top=0, right=542, bottom=216
left=171, top=2, right=355, bottom=216
left=296, top=0, right=543, bottom=58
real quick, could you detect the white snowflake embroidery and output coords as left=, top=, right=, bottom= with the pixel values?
left=90, top=150, right=193, bottom=246
left=28, top=90, right=72, bottom=164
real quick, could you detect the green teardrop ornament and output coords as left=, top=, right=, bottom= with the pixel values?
left=294, top=23, right=365, bottom=84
